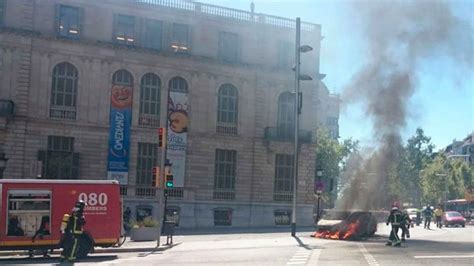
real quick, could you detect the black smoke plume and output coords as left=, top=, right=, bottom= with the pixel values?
left=336, top=1, right=473, bottom=210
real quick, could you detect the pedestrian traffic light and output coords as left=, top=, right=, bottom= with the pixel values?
left=165, top=174, right=174, bottom=188
left=158, top=127, right=166, bottom=148
left=151, top=167, right=161, bottom=188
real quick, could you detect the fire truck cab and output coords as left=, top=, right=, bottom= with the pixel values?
left=0, top=179, right=122, bottom=253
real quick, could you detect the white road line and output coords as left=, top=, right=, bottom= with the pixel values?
left=414, top=255, right=474, bottom=259
left=286, top=248, right=312, bottom=265
left=358, top=243, right=380, bottom=266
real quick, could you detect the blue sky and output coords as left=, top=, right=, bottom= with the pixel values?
left=199, top=0, right=473, bottom=150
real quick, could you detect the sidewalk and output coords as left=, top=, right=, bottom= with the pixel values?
left=0, top=236, right=175, bottom=257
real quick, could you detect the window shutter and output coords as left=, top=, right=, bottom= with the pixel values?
left=71, top=152, right=80, bottom=179
left=37, top=150, right=47, bottom=179
left=78, top=7, right=84, bottom=38
left=112, top=14, right=118, bottom=41
left=54, top=4, right=61, bottom=36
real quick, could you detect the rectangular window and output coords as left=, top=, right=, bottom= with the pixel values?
left=277, top=41, right=293, bottom=67
left=142, top=18, right=162, bottom=50
left=213, top=149, right=236, bottom=200
left=274, top=210, right=291, bottom=225
left=136, top=143, right=158, bottom=185
left=170, top=23, right=190, bottom=53
left=0, top=0, right=5, bottom=26
left=218, top=32, right=240, bottom=63
left=114, top=14, right=136, bottom=44
left=57, top=5, right=81, bottom=39
left=7, top=190, right=51, bottom=237
left=273, top=154, right=294, bottom=202
left=214, top=209, right=232, bottom=226
left=38, top=136, right=78, bottom=180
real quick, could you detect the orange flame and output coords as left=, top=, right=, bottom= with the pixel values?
left=311, top=220, right=361, bottom=240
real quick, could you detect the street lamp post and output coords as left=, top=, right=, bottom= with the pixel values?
left=291, top=17, right=313, bottom=237
left=436, top=173, right=448, bottom=211
left=315, top=168, right=323, bottom=223
left=0, top=151, right=8, bottom=179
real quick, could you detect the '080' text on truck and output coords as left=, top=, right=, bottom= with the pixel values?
left=0, top=179, right=122, bottom=253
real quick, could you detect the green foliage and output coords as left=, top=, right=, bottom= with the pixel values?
left=315, top=128, right=359, bottom=192
left=420, top=154, right=472, bottom=204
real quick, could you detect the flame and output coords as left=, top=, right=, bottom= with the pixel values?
left=311, top=220, right=361, bottom=240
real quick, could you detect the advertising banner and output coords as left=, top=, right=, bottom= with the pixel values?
left=167, top=91, right=188, bottom=187
left=107, top=85, right=133, bottom=184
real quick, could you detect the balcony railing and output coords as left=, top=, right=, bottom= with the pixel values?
left=213, top=189, right=235, bottom=200
left=138, top=113, right=160, bottom=128
left=133, top=0, right=319, bottom=32
left=216, top=122, right=237, bottom=135
left=120, top=185, right=185, bottom=199
left=264, top=127, right=312, bottom=143
left=273, top=191, right=293, bottom=202
left=49, top=106, right=76, bottom=120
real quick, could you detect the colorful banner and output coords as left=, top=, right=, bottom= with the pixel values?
left=167, top=91, right=188, bottom=187
left=107, top=85, right=133, bottom=185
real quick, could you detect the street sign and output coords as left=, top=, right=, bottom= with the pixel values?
left=315, top=181, right=324, bottom=191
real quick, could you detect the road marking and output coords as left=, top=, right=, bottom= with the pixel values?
left=358, top=243, right=379, bottom=266
left=414, top=255, right=474, bottom=259
left=287, top=248, right=312, bottom=265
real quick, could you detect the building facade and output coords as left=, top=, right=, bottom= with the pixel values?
left=444, top=133, right=474, bottom=165
left=0, top=0, right=339, bottom=228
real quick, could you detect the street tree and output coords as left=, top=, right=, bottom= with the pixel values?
left=404, top=128, right=435, bottom=205
left=315, top=128, right=359, bottom=204
left=420, top=154, right=473, bottom=204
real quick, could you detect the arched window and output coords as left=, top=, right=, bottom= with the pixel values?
left=50, top=62, right=78, bottom=120
left=277, top=92, right=295, bottom=139
left=112, top=69, right=133, bottom=86
left=139, top=73, right=161, bottom=127
left=168, top=76, right=188, bottom=93
left=217, top=84, right=238, bottom=134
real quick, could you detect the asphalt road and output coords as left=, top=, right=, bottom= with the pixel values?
left=1, top=224, right=472, bottom=265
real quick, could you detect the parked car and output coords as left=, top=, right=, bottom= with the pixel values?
left=405, top=208, right=419, bottom=226
left=442, top=211, right=466, bottom=227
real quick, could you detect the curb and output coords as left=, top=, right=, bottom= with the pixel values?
left=0, top=243, right=178, bottom=257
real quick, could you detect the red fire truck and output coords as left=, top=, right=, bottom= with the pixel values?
left=0, top=179, right=122, bottom=253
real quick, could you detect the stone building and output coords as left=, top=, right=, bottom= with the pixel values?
left=0, top=0, right=339, bottom=227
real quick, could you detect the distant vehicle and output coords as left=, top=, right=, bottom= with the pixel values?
left=442, top=211, right=466, bottom=227
left=0, top=179, right=123, bottom=257
left=405, top=208, right=418, bottom=224
left=444, top=199, right=473, bottom=214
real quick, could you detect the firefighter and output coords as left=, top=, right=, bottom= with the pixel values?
left=423, top=205, right=434, bottom=229
left=434, top=205, right=444, bottom=228
left=61, top=200, right=87, bottom=262
left=386, top=201, right=402, bottom=247
left=400, top=210, right=412, bottom=242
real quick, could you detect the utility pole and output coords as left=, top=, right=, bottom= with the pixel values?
left=291, top=17, right=313, bottom=237
left=291, top=17, right=301, bottom=238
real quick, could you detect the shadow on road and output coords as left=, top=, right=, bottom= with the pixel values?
left=174, top=226, right=316, bottom=236
left=0, top=255, right=118, bottom=265
left=361, top=235, right=473, bottom=253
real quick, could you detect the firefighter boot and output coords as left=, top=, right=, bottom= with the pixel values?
left=385, top=242, right=392, bottom=246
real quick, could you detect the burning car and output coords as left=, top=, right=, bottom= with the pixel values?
left=312, top=210, right=378, bottom=240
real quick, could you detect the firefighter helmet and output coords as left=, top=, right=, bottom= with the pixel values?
left=75, top=200, right=86, bottom=210
left=392, top=201, right=400, bottom=209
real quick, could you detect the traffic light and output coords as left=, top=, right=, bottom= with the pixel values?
left=165, top=174, right=174, bottom=188
left=158, top=127, right=166, bottom=148
left=151, top=167, right=160, bottom=188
